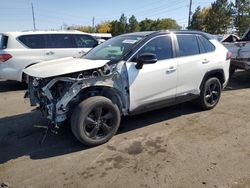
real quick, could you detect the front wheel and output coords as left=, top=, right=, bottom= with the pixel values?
left=198, top=77, right=222, bottom=110
left=71, top=96, right=121, bottom=146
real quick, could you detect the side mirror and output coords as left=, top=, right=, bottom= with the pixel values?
left=135, top=53, right=158, bottom=70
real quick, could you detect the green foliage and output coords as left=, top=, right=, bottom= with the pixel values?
left=205, top=0, right=232, bottom=34
left=128, top=15, right=140, bottom=32
left=139, top=18, right=154, bottom=31
left=119, top=13, right=128, bottom=34
left=109, top=14, right=181, bottom=36
left=110, top=20, right=126, bottom=36
left=139, top=18, right=180, bottom=31
left=190, top=6, right=210, bottom=31
left=153, top=18, right=181, bottom=30
left=234, top=0, right=250, bottom=36
left=190, top=0, right=232, bottom=34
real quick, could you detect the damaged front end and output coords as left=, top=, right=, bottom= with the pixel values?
left=25, top=62, right=129, bottom=131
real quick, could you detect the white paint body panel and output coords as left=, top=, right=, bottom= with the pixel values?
left=127, top=58, right=178, bottom=111
left=24, top=57, right=109, bottom=78
left=127, top=39, right=229, bottom=112
left=176, top=52, right=214, bottom=95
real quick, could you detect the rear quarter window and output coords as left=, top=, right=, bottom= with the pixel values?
left=0, top=35, right=8, bottom=49
left=198, top=35, right=215, bottom=52
left=18, top=35, right=46, bottom=49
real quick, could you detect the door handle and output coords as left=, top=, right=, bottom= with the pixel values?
left=202, top=59, right=210, bottom=64
left=46, top=51, right=54, bottom=55
left=166, top=67, right=177, bottom=73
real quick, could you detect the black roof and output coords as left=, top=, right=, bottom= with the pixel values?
left=121, top=31, right=155, bottom=37
left=121, top=30, right=215, bottom=40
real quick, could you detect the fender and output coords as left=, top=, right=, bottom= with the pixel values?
left=199, top=69, right=225, bottom=90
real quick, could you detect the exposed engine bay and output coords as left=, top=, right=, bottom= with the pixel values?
left=25, top=62, right=129, bottom=132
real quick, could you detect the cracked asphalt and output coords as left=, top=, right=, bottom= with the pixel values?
left=0, top=71, right=250, bottom=188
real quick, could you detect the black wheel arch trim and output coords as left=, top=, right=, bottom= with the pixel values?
left=199, top=69, right=225, bottom=90
left=75, top=85, right=126, bottom=114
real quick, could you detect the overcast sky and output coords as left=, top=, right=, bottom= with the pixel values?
left=0, top=0, right=215, bottom=32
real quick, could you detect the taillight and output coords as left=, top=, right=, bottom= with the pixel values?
left=0, top=54, right=12, bottom=62
left=226, top=51, right=232, bottom=61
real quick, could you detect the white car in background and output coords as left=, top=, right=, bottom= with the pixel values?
left=0, top=30, right=98, bottom=82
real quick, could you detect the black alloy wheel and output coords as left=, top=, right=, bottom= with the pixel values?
left=71, top=96, right=121, bottom=146
left=84, top=106, right=115, bottom=140
left=204, top=81, right=220, bottom=106
left=198, top=77, right=222, bottom=110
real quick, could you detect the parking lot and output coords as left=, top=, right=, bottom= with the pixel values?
left=0, top=71, right=249, bottom=188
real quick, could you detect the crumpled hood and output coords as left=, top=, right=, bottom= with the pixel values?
left=24, top=57, right=109, bottom=78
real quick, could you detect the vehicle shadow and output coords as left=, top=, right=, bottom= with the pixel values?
left=0, top=103, right=199, bottom=164
left=225, top=70, right=250, bottom=91
left=1, top=71, right=249, bottom=164
left=0, top=80, right=27, bottom=92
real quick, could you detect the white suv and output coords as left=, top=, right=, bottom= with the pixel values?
left=0, top=30, right=98, bottom=82
left=24, top=31, right=231, bottom=146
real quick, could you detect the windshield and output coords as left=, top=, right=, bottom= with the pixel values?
left=84, top=35, right=144, bottom=61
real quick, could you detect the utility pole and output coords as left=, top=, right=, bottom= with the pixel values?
left=31, top=3, right=36, bottom=30
left=188, top=0, right=192, bottom=29
left=92, top=16, right=95, bottom=32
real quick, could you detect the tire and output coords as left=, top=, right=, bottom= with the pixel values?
left=198, top=77, right=222, bottom=110
left=71, top=96, right=121, bottom=146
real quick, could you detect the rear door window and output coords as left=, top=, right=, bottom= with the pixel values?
left=74, top=34, right=98, bottom=48
left=18, top=35, right=46, bottom=49
left=177, top=34, right=200, bottom=57
left=0, top=35, right=8, bottom=49
left=46, top=34, right=75, bottom=48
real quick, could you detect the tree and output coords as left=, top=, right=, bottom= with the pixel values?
left=140, top=18, right=154, bottom=31
left=96, top=21, right=111, bottom=33
left=119, top=13, right=128, bottom=33
left=154, top=18, right=181, bottom=30
left=110, top=20, right=125, bottom=36
left=205, top=0, right=232, bottom=34
left=189, top=6, right=210, bottom=31
left=140, top=18, right=180, bottom=31
left=128, top=15, right=140, bottom=32
left=234, top=0, right=250, bottom=36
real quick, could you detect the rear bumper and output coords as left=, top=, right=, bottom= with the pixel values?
left=0, top=65, right=22, bottom=81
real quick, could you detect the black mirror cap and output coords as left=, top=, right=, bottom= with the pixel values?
left=135, top=53, right=158, bottom=70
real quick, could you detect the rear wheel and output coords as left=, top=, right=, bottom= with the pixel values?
left=71, top=96, right=121, bottom=146
left=198, top=77, right=222, bottom=110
